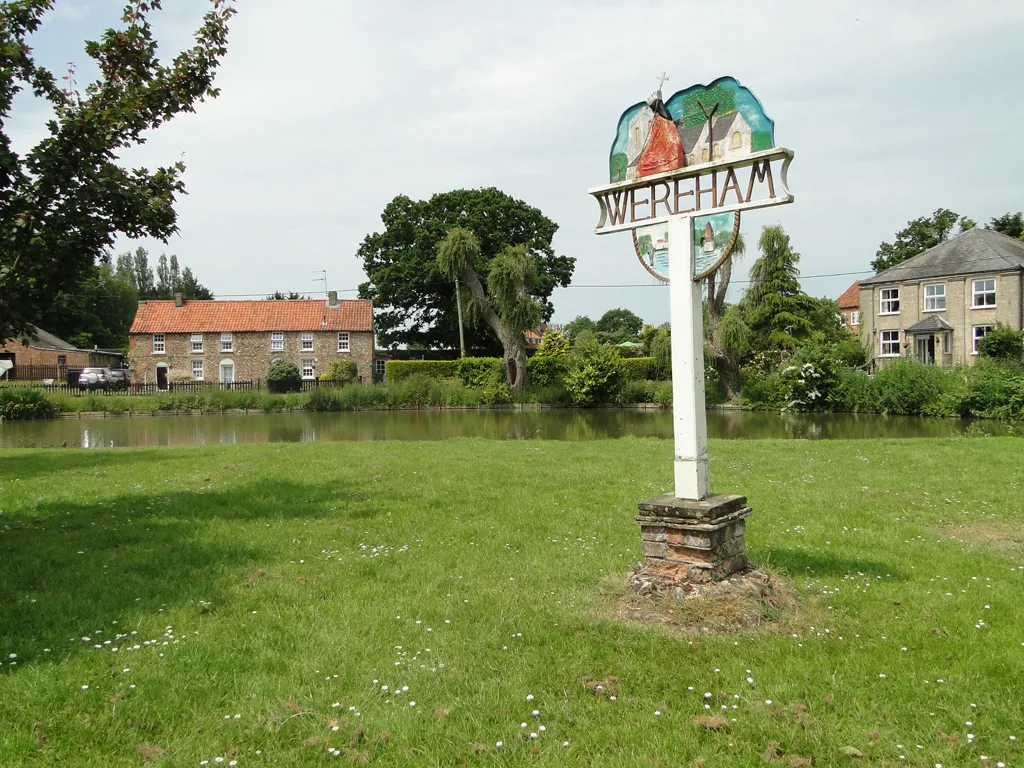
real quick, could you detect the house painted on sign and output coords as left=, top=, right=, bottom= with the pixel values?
left=836, top=281, right=861, bottom=332
left=679, top=111, right=752, bottom=166
left=128, top=292, right=375, bottom=388
left=858, top=228, right=1024, bottom=368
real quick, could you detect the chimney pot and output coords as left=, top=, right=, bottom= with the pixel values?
left=174, top=293, right=185, bottom=308
left=327, top=290, right=338, bottom=308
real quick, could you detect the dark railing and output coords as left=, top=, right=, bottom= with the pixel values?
left=0, top=379, right=265, bottom=396
left=1, top=364, right=71, bottom=382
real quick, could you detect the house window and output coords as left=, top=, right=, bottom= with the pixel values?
left=713, top=143, right=723, bottom=159
left=701, top=147, right=709, bottom=162
left=880, top=330, right=901, bottom=357
left=270, top=332, right=284, bottom=352
left=838, top=313, right=847, bottom=327
left=687, top=153, right=695, bottom=165
left=923, top=283, right=946, bottom=311
left=374, top=359, right=386, bottom=376
left=338, top=332, right=350, bottom=352
left=220, top=332, right=233, bottom=352
left=850, top=311, right=860, bottom=326
left=56, top=354, right=67, bottom=367
left=301, top=358, right=315, bottom=379
left=190, top=333, right=204, bottom=353
left=301, top=332, right=314, bottom=351
left=730, top=130, right=743, bottom=149
left=943, top=333, right=952, bottom=355
left=153, top=333, right=165, bottom=354
left=880, top=288, right=900, bottom=315
left=192, top=359, right=204, bottom=380
left=972, top=278, right=996, bottom=308
left=972, top=325, right=992, bottom=355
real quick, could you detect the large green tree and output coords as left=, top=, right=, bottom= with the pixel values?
left=358, top=189, right=575, bottom=352
left=0, top=0, right=235, bottom=342
left=436, top=227, right=541, bottom=390
left=595, top=308, right=643, bottom=345
left=871, top=208, right=976, bottom=272
left=114, top=247, right=212, bottom=299
left=741, top=225, right=815, bottom=350
left=36, top=260, right=137, bottom=350
left=987, top=212, right=1024, bottom=240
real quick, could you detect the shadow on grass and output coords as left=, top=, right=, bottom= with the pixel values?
left=0, top=471, right=409, bottom=667
left=0, top=448, right=172, bottom=481
left=763, top=548, right=905, bottom=580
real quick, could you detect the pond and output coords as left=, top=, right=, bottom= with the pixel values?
left=0, top=408, right=1012, bottom=449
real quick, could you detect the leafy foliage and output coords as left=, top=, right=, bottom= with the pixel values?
left=595, top=308, right=643, bottom=345
left=320, top=359, right=358, bottom=385
left=535, top=329, right=569, bottom=357
left=871, top=208, right=976, bottom=272
left=978, top=324, right=1024, bottom=361
left=986, top=212, right=1024, bottom=240
left=562, top=315, right=596, bottom=341
left=741, top=226, right=815, bottom=350
left=0, top=387, right=55, bottom=421
left=35, top=262, right=137, bottom=350
left=563, top=337, right=625, bottom=407
left=681, top=83, right=737, bottom=128
left=0, top=0, right=235, bottom=341
left=114, top=248, right=213, bottom=300
left=384, top=360, right=458, bottom=383
left=267, top=361, right=301, bottom=394
left=358, top=189, right=574, bottom=351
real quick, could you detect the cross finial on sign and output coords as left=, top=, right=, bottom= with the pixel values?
left=656, top=72, right=669, bottom=91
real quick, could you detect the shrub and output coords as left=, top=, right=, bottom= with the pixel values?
left=527, top=355, right=566, bottom=387
left=267, top=360, right=301, bottom=393
left=978, top=324, right=1024, bottom=362
left=620, top=357, right=653, bottom=381
left=956, top=360, right=1024, bottom=419
left=535, top=329, right=569, bottom=357
left=873, top=359, right=951, bottom=415
left=650, top=330, right=671, bottom=379
left=320, top=359, right=358, bottom=385
left=262, top=395, right=286, bottom=412
left=563, top=340, right=625, bottom=406
left=385, top=360, right=458, bottom=383
left=305, top=387, right=342, bottom=412
left=454, top=357, right=503, bottom=387
left=0, top=388, right=56, bottom=421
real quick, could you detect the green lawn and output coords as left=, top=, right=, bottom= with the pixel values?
left=1, top=438, right=1023, bottom=766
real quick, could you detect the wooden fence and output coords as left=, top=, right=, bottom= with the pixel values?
left=0, top=377, right=358, bottom=396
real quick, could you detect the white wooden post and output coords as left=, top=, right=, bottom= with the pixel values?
left=667, top=214, right=710, bottom=500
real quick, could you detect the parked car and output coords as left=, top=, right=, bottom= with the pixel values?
left=78, top=367, right=113, bottom=391
left=107, top=369, right=130, bottom=390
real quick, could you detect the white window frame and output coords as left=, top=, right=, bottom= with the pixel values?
left=971, top=278, right=996, bottom=309
left=972, top=325, right=992, bottom=355
left=301, top=332, right=314, bottom=351
left=220, top=332, right=233, bottom=352
left=192, top=359, right=204, bottom=380
left=219, top=359, right=235, bottom=384
left=838, top=313, right=847, bottom=327
left=880, top=329, right=901, bottom=357
left=337, top=332, right=350, bottom=352
left=923, top=283, right=946, bottom=312
left=270, top=332, right=284, bottom=352
left=190, top=333, right=204, bottom=353
left=943, top=332, right=952, bottom=355
left=301, top=358, right=315, bottom=380
left=850, top=311, right=860, bottom=326
left=152, top=333, right=165, bottom=354
left=879, top=288, right=900, bottom=315
left=374, top=359, right=386, bottom=375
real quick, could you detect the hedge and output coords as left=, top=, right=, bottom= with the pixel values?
left=386, top=356, right=660, bottom=386
left=621, top=357, right=655, bottom=381
left=384, top=360, right=459, bottom=383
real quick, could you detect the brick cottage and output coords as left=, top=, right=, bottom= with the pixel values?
left=128, top=293, right=374, bottom=388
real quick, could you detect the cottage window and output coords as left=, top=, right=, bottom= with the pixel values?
left=338, top=332, right=350, bottom=352
left=220, top=332, right=233, bottom=352
left=850, top=311, right=860, bottom=326
left=924, top=283, right=946, bottom=311
left=972, top=278, right=996, bottom=308
left=713, top=143, right=723, bottom=159
left=730, top=130, right=743, bottom=149
left=972, top=325, right=992, bottom=355
left=701, top=147, right=709, bottom=163
left=880, top=330, right=900, bottom=357
left=301, top=332, right=314, bottom=351
left=219, top=359, right=234, bottom=384
left=880, top=288, right=900, bottom=315
left=270, top=332, right=284, bottom=352
left=838, top=313, right=847, bottom=327
left=687, top=153, right=695, bottom=165
left=374, top=359, right=386, bottom=376
left=943, top=333, right=952, bottom=355
left=152, top=334, right=165, bottom=354
left=57, top=355, right=67, bottom=367
left=301, top=358, right=315, bottom=380
left=192, top=359, right=204, bottom=380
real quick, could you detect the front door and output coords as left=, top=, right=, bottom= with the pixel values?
left=219, top=361, right=234, bottom=385
left=914, top=335, right=935, bottom=365
left=156, top=365, right=169, bottom=390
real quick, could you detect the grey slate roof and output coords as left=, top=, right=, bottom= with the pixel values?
left=676, top=112, right=743, bottom=156
left=861, top=228, right=1024, bottom=286
left=20, top=325, right=77, bottom=351
left=906, top=315, right=955, bottom=333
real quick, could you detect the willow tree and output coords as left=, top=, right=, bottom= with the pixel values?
left=437, top=227, right=541, bottom=390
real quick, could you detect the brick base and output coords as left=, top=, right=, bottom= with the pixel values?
left=635, top=493, right=752, bottom=584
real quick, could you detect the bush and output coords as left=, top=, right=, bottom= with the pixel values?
left=454, top=357, right=503, bottom=387
left=535, top=329, right=569, bottom=357
left=526, top=355, right=566, bottom=387
left=620, top=357, right=653, bottom=381
left=956, top=360, right=1024, bottom=419
left=650, top=330, right=671, bottom=379
left=320, top=359, right=358, bottom=385
left=305, top=387, right=342, bottom=412
left=564, top=340, right=625, bottom=406
left=267, top=360, right=301, bottom=393
left=873, top=359, right=951, bottom=415
left=0, top=387, right=56, bottom=421
left=385, top=360, right=458, bottom=383
left=978, top=324, right=1024, bottom=361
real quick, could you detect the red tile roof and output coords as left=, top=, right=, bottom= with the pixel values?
left=836, top=281, right=861, bottom=309
left=129, top=299, right=373, bottom=334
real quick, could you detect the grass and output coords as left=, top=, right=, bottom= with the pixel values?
left=1, top=437, right=1023, bottom=766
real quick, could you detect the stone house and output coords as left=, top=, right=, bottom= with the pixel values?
left=859, top=229, right=1024, bottom=367
left=128, top=293, right=374, bottom=388
left=836, top=281, right=861, bottom=333
left=0, top=326, right=123, bottom=374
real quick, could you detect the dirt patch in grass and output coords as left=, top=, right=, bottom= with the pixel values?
left=937, top=521, right=1024, bottom=558
left=608, top=566, right=800, bottom=636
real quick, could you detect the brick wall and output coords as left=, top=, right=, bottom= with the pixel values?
left=0, top=338, right=91, bottom=368
left=129, top=330, right=374, bottom=384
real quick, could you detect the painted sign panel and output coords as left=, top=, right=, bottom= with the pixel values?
left=633, top=212, right=740, bottom=282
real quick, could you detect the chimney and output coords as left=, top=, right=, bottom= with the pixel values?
left=327, top=290, right=338, bottom=308
left=174, top=293, right=185, bottom=308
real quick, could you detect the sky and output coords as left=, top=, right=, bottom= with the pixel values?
left=10, top=0, right=1024, bottom=328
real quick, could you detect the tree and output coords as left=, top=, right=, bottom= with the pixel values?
left=178, top=267, right=213, bottom=300
left=741, top=225, right=815, bottom=350
left=436, top=227, right=541, bottom=390
left=871, top=208, right=976, bottom=272
left=0, top=0, right=235, bottom=342
left=113, top=247, right=212, bottom=299
left=595, top=308, right=643, bottom=345
left=267, top=291, right=305, bottom=300
left=563, top=315, right=596, bottom=341
left=987, top=212, right=1024, bottom=241
left=535, top=329, right=569, bottom=357
left=36, top=261, right=138, bottom=349
left=358, top=188, right=575, bottom=352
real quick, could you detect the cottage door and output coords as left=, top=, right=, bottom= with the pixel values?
left=156, top=365, right=168, bottom=390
